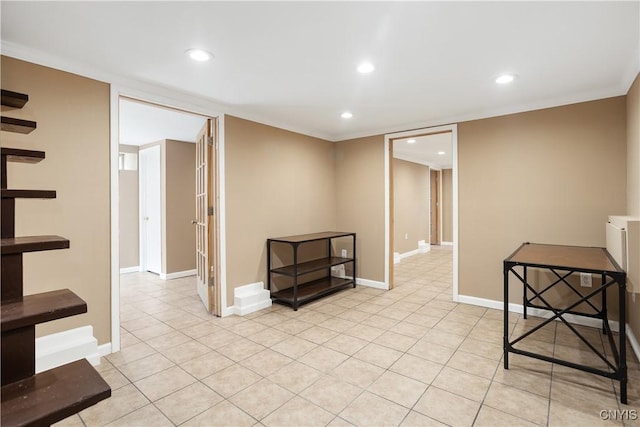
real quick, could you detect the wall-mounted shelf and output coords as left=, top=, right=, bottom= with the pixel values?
left=1, top=90, right=29, bottom=109
left=1, top=116, right=37, bottom=134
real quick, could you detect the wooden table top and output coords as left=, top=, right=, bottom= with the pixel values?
left=505, top=242, right=622, bottom=273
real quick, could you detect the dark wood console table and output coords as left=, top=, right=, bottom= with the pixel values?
left=503, top=242, right=628, bottom=403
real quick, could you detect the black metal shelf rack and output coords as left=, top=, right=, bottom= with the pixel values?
left=267, top=231, right=356, bottom=310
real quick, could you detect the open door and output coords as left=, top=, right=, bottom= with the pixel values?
left=195, top=118, right=220, bottom=315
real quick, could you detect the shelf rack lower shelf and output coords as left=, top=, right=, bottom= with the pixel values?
left=271, top=276, right=354, bottom=307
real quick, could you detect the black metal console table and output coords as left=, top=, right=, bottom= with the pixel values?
left=267, top=231, right=356, bottom=310
left=503, top=242, right=628, bottom=403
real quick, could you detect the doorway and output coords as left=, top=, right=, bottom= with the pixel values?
left=384, top=124, right=458, bottom=299
left=111, top=94, right=223, bottom=351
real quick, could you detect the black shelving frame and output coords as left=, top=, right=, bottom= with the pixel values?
left=267, top=231, right=356, bottom=310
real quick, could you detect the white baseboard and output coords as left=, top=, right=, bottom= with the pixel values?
left=356, top=277, right=388, bottom=290
left=233, top=281, right=272, bottom=316
left=98, top=342, right=112, bottom=358
left=160, top=269, right=197, bottom=280
left=36, top=326, right=102, bottom=372
left=418, top=240, right=430, bottom=253
left=627, top=326, right=640, bottom=362
left=441, top=241, right=454, bottom=246
left=120, top=266, right=140, bottom=274
left=457, top=294, right=640, bottom=361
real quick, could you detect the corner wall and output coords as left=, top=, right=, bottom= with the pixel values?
left=334, top=135, right=386, bottom=283
left=393, top=158, right=429, bottom=254
left=626, top=73, right=640, bottom=341
left=224, top=116, right=336, bottom=307
left=119, top=144, right=139, bottom=270
left=457, top=97, right=627, bottom=310
left=1, top=56, right=111, bottom=344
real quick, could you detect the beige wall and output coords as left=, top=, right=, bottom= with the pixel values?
left=224, top=116, right=336, bottom=306
left=442, top=168, right=453, bottom=243
left=1, top=56, right=111, bottom=344
left=119, top=144, right=139, bottom=269
left=626, top=74, right=640, bottom=342
left=165, top=139, right=196, bottom=274
left=335, top=136, right=386, bottom=283
left=458, top=97, right=627, bottom=311
left=393, top=158, right=429, bottom=254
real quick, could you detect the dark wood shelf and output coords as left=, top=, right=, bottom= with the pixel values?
left=1, top=116, right=37, bottom=134
left=1, top=189, right=56, bottom=199
left=1, top=236, right=70, bottom=255
left=1, top=90, right=29, bottom=109
left=1, top=289, right=86, bottom=332
left=1, top=358, right=111, bottom=427
left=271, top=277, right=354, bottom=305
left=271, top=256, right=354, bottom=277
left=1, top=148, right=45, bottom=163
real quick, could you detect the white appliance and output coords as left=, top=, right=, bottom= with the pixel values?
left=606, top=216, right=640, bottom=293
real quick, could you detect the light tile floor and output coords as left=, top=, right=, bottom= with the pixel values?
left=57, top=246, right=640, bottom=426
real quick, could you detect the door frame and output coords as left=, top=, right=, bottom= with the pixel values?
left=384, top=124, right=459, bottom=299
left=110, top=86, right=226, bottom=352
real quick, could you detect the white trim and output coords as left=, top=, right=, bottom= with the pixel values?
left=458, top=294, right=623, bottom=332
left=35, top=326, right=101, bottom=372
left=356, top=278, right=388, bottom=290
left=451, top=125, right=459, bottom=302
left=457, top=294, right=524, bottom=314
left=384, top=138, right=390, bottom=288
left=159, top=269, right=197, bottom=280
left=385, top=124, right=458, bottom=298
left=218, top=115, right=228, bottom=318
left=232, top=282, right=272, bottom=316
left=627, top=325, right=640, bottom=364
left=119, top=266, right=140, bottom=274
left=441, top=241, right=454, bottom=246
left=98, top=342, right=112, bottom=358
left=110, top=85, right=121, bottom=353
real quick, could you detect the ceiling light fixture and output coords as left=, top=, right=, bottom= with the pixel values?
left=495, top=73, right=516, bottom=84
left=186, top=48, right=213, bottom=62
left=438, top=151, right=446, bottom=155
left=341, top=111, right=353, bottom=119
left=407, top=139, right=416, bottom=144
left=357, top=62, right=375, bottom=74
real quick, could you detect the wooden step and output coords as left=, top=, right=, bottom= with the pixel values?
left=1, top=289, right=86, bottom=332
left=1, top=189, right=56, bottom=199
left=1, top=148, right=45, bottom=163
left=1, top=236, right=69, bottom=255
left=1, top=358, right=111, bottom=427
left=1, top=90, right=29, bottom=109
left=1, top=116, right=37, bottom=134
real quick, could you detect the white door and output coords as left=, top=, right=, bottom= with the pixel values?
left=139, top=145, right=162, bottom=274
left=195, top=119, right=219, bottom=315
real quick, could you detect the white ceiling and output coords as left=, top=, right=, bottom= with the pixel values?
left=119, top=99, right=207, bottom=146
left=393, top=133, right=453, bottom=169
left=1, top=1, right=638, bottom=143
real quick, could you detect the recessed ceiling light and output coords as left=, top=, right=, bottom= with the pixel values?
left=357, top=62, right=375, bottom=74
left=186, top=48, right=214, bottom=62
left=341, top=111, right=353, bottom=119
left=495, top=73, right=516, bottom=84
left=407, top=139, right=416, bottom=144
left=438, top=151, right=446, bottom=155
